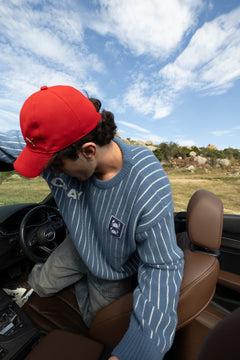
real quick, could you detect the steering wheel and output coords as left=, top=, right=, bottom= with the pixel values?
left=20, top=205, right=68, bottom=263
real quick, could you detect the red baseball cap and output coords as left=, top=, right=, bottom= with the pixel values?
left=14, top=85, right=101, bottom=178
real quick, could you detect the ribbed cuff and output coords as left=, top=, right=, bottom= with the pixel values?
left=112, top=326, right=164, bottom=360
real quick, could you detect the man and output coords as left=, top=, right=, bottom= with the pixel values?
left=0, top=85, right=184, bottom=360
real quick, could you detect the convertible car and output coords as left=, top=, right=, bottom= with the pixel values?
left=0, top=161, right=239, bottom=360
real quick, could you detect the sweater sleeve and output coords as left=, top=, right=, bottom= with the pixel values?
left=0, top=130, right=25, bottom=164
left=112, top=211, right=184, bottom=360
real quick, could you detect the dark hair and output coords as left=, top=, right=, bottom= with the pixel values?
left=45, top=97, right=117, bottom=173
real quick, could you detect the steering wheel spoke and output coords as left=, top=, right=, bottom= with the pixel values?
left=37, top=245, right=53, bottom=256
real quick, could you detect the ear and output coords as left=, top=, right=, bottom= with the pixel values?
left=80, top=143, right=96, bottom=160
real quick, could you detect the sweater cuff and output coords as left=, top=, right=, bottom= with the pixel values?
left=112, top=326, right=164, bottom=360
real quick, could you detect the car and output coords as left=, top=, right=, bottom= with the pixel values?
left=0, top=161, right=239, bottom=360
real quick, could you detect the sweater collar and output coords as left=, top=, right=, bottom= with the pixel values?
left=92, top=137, right=132, bottom=189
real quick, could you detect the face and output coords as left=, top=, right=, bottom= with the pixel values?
left=54, top=153, right=96, bottom=181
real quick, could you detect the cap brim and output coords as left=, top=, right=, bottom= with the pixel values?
left=14, top=146, right=53, bottom=178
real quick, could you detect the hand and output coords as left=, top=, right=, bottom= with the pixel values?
left=108, top=357, right=119, bottom=360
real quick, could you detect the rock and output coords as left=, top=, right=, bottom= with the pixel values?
left=187, top=165, right=195, bottom=172
left=145, top=140, right=153, bottom=146
left=219, top=159, right=231, bottom=167
left=207, top=144, right=218, bottom=150
left=135, top=140, right=146, bottom=146
left=122, top=139, right=131, bottom=144
left=194, top=156, right=207, bottom=165
left=147, top=145, right=158, bottom=152
left=189, top=151, right=196, bottom=157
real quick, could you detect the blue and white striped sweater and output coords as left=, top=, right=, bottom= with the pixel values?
left=0, top=131, right=184, bottom=360
left=0, top=130, right=25, bottom=163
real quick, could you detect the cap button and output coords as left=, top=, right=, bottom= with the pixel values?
left=40, top=86, right=48, bottom=91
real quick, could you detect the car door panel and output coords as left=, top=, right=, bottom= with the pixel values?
left=213, top=214, right=240, bottom=312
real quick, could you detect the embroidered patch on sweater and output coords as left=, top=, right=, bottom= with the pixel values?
left=108, top=216, right=125, bottom=238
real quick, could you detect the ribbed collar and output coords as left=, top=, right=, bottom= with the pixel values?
left=92, top=137, right=132, bottom=189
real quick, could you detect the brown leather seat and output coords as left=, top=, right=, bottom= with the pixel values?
left=25, top=308, right=239, bottom=360
left=23, top=285, right=89, bottom=336
left=176, top=189, right=223, bottom=329
left=23, top=190, right=223, bottom=351
left=24, top=329, right=104, bottom=360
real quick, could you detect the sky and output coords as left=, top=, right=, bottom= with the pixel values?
left=0, top=0, right=240, bottom=150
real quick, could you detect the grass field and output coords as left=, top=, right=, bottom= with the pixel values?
left=0, top=169, right=239, bottom=214
left=0, top=173, right=50, bottom=206
left=166, top=168, right=240, bottom=214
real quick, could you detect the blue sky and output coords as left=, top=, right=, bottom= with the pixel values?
left=0, top=0, right=240, bottom=150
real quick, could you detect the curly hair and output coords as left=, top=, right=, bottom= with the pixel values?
left=45, top=97, right=117, bottom=173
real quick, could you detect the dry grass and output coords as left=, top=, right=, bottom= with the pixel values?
left=0, top=174, right=49, bottom=206
left=166, top=168, right=240, bottom=214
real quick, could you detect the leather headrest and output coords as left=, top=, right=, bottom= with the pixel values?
left=187, top=190, right=223, bottom=251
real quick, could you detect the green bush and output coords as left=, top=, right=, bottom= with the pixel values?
left=154, top=142, right=181, bottom=161
left=180, top=147, right=191, bottom=158
left=200, top=148, right=222, bottom=159
left=153, top=148, right=163, bottom=162
left=223, top=148, right=240, bottom=160
left=191, top=146, right=201, bottom=156
left=151, top=141, right=239, bottom=164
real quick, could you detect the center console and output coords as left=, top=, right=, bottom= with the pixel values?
left=0, top=289, right=39, bottom=359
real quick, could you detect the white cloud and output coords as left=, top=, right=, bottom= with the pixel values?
left=0, top=0, right=239, bottom=152
left=0, top=109, right=18, bottom=123
left=107, top=98, right=126, bottom=115
left=118, top=121, right=151, bottom=133
left=131, top=132, right=167, bottom=145
left=0, top=48, right=86, bottom=105
left=0, top=2, right=104, bottom=74
left=122, top=77, right=173, bottom=120
left=123, top=80, right=155, bottom=114
left=118, top=130, right=166, bottom=145
left=211, top=130, right=232, bottom=137
left=0, top=1, right=105, bottom=126
left=118, top=121, right=167, bottom=144
left=0, top=109, right=20, bottom=132
left=90, top=0, right=203, bottom=57
left=1, top=0, right=85, bottom=44
left=174, top=137, right=197, bottom=147
left=159, top=6, right=240, bottom=94
left=145, top=134, right=167, bottom=144
left=122, top=6, right=240, bottom=121
left=153, top=98, right=173, bottom=119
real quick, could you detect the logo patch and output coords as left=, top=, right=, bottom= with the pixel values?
left=109, top=216, right=124, bottom=238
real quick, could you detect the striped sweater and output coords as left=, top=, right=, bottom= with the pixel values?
left=0, top=130, right=184, bottom=360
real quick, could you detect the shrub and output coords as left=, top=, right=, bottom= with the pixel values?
left=154, top=142, right=181, bottom=161
left=181, top=147, right=191, bottom=158
left=153, top=148, right=163, bottom=162
left=223, top=148, right=240, bottom=160
left=152, top=141, right=239, bottom=165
